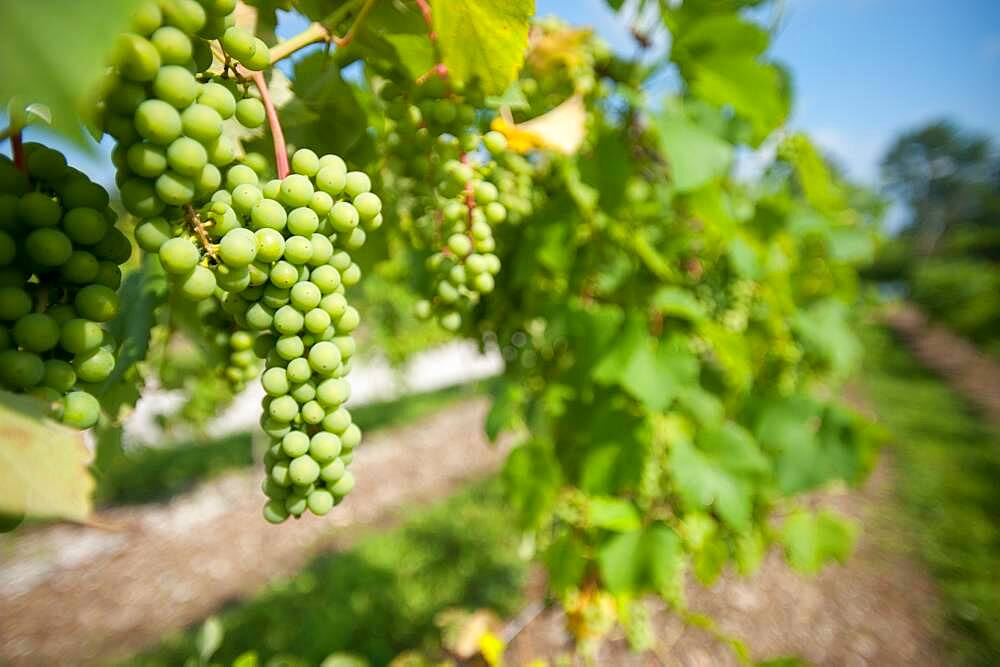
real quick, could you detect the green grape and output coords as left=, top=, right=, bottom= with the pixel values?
left=291, top=149, right=320, bottom=176
left=315, top=165, right=346, bottom=196
left=195, top=163, right=222, bottom=195
left=18, top=192, right=62, bottom=227
left=320, top=293, right=347, bottom=319
left=232, top=183, right=263, bottom=215
left=222, top=26, right=256, bottom=61
left=329, top=201, right=359, bottom=233
left=198, top=82, right=237, bottom=119
left=42, top=359, right=77, bottom=393
left=273, top=305, right=304, bottom=335
left=243, top=38, right=270, bottom=71
left=245, top=302, right=274, bottom=330
left=300, top=400, right=325, bottom=424
left=62, top=207, right=109, bottom=245
left=251, top=198, right=287, bottom=231
left=182, top=104, right=225, bottom=144
left=130, top=1, right=162, bottom=35
left=341, top=263, right=361, bottom=287
left=166, top=137, right=208, bottom=176
left=286, top=207, right=319, bottom=236
left=316, top=377, right=349, bottom=407
left=280, top=175, right=314, bottom=208
left=275, top=335, right=304, bottom=360
left=235, top=98, right=266, bottom=128
left=483, top=130, right=508, bottom=154
left=73, top=347, right=115, bottom=383
left=60, top=251, right=101, bottom=284
left=262, top=367, right=289, bottom=396
left=161, top=0, right=206, bottom=33
left=0, top=232, right=13, bottom=266
left=310, top=265, right=341, bottom=293
left=308, top=341, right=341, bottom=375
left=485, top=201, right=506, bottom=223
left=0, top=288, right=28, bottom=323
left=262, top=499, right=289, bottom=524
left=284, top=493, right=307, bottom=516
left=289, top=281, right=321, bottom=310
left=289, top=381, right=315, bottom=404
left=150, top=26, right=192, bottom=64
left=282, top=236, right=313, bottom=265
left=329, top=470, right=355, bottom=497
left=344, top=171, right=371, bottom=197
left=95, top=261, right=124, bottom=290
left=306, top=489, right=334, bottom=516
left=282, top=431, right=310, bottom=457
left=75, top=285, right=119, bottom=322
left=134, top=99, right=183, bottom=145
left=226, top=164, right=259, bottom=190
left=179, top=265, right=217, bottom=299
left=121, top=178, right=166, bottom=217
left=319, top=457, right=345, bottom=483
left=304, top=308, right=331, bottom=334
left=0, top=350, right=45, bottom=389
left=60, top=318, right=104, bottom=355
left=268, top=395, right=299, bottom=422
left=158, top=237, right=200, bottom=274
left=61, top=391, right=101, bottom=429
left=286, top=357, right=312, bottom=384
left=322, top=407, right=351, bottom=435
left=447, top=233, right=472, bottom=257
left=270, top=459, right=291, bottom=486
left=269, top=260, right=298, bottom=289
left=116, top=34, right=162, bottom=82
left=91, top=227, right=133, bottom=264
left=353, top=192, right=381, bottom=221
left=26, top=228, right=73, bottom=266
left=155, top=170, right=195, bottom=205
left=13, top=313, right=60, bottom=352
left=219, top=228, right=258, bottom=267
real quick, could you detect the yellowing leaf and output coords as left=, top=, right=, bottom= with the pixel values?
left=527, top=25, right=594, bottom=73
left=491, top=94, right=587, bottom=155
left=0, top=390, right=94, bottom=522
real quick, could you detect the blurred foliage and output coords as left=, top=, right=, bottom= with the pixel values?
left=862, top=325, right=1000, bottom=664
left=122, top=480, right=526, bottom=667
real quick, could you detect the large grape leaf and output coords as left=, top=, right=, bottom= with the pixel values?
left=669, top=422, right=769, bottom=532
left=791, top=299, right=861, bottom=379
left=656, top=112, right=733, bottom=192
left=0, top=0, right=140, bottom=141
left=597, top=523, right=684, bottom=602
left=502, top=440, right=562, bottom=530
left=0, top=390, right=94, bottom=522
left=669, top=12, right=789, bottom=145
left=432, top=0, right=534, bottom=96
left=354, top=0, right=436, bottom=80
left=780, top=510, right=857, bottom=574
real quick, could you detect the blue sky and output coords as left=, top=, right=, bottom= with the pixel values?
left=6, top=0, right=998, bottom=193
left=538, top=0, right=1000, bottom=183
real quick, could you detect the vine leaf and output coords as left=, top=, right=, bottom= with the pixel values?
left=656, top=111, right=733, bottom=192
left=669, top=422, right=769, bottom=532
left=433, top=0, right=534, bottom=96
left=597, top=523, right=684, bottom=601
left=0, top=390, right=94, bottom=522
left=780, top=510, right=858, bottom=574
left=501, top=440, right=561, bottom=530
left=0, top=0, right=140, bottom=141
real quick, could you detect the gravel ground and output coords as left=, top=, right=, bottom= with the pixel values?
left=0, top=399, right=510, bottom=666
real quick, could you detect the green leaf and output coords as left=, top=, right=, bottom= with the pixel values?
left=597, top=523, right=684, bottom=601
left=432, top=0, right=534, bottom=96
left=232, top=651, right=260, bottom=667
left=0, top=0, right=140, bottom=141
left=196, top=616, right=224, bottom=662
left=357, top=0, right=436, bottom=80
left=669, top=422, right=768, bottom=532
left=651, top=286, right=706, bottom=321
left=669, top=13, right=790, bottom=144
left=735, top=529, right=766, bottom=576
left=0, top=390, right=94, bottom=522
left=780, top=510, right=858, bottom=574
left=544, top=531, right=588, bottom=594
left=587, top=496, right=641, bottom=532
left=485, top=381, right=522, bottom=441
left=502, top=440, right=561, bottom=530
left=485, top=81, right=530, bottom=110
left=791, top=299, right=861, bottom=379
left=579, top=130, right=633, bottom=213
left=656, top=112, right=733, bottom=192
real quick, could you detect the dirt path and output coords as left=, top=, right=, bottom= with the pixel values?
left=505, top=457, right=942, bottom=666
left=0, top=399, right=510, bottom=667
left=883, top=303, right=1000, bottom=423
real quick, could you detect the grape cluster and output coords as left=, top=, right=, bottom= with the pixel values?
left=378, top=78, right=528, bottom=330
left=0, top=145, right=131, bottom=429
left=137, top=149, right=378, bottom=521
left=101, top=0, right=267, bottom=216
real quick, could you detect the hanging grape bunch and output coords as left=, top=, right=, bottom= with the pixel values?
left=0, top=145, right=131, bottom=429
left=378, top=76, right=525, bottom=331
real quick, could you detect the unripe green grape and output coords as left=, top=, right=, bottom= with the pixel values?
left=18, top=192, right=62, bottom=227
left=280, top=174, right=314, bottom=208
left=472, top=272, right=495, bottom=293
left=320, top=293, right=347, bottom=319
left=316, top=377, right=349, bottom=407
left=483, top=130, right=508, bottom=154
left=318, top=458, right=345, bottom=484
left=328, top=202, right=358, bottom=233
left=449, top=264, right=467, bottom=286
left=230, top=330, right=254, bottom=350
left=235, top=98, right=266, bottom=128
left=73, top=347, right=115, bottom=383
left=179, top=265, right=216, bottom=299
left=116, top=34, right=162, bottom=82
left=244, top=302, right=273, bottom=330
left=251, top=198, right=287, bottom=231
left=120, top=178, right=166, bottom=217
left=226, top=164, right=258, bottom=191
left=269, top=394, right=299, bottom=422
left=0, top=350, right=45, bottom=388
left=275, top=335, right=304, bottom=360
left=344, top=171, right=371, bottom=198
left=286, top=149, right=318, bottom=178
left=222, top=26, right=255, bottom=60
left=42, top=359, right=76, bottom=393
left=62, top=208, right=109, bottom=246
left=261, top=367, right=289, bottom=397
left=262, top=179, right=281, bottom=199
left=413, top=299, right=432, bottom=320
left=161, top=0, right=206, bottom=33
left=344, top=227, right=366, bottom=250
left=230, top=348, right=255, bottom=367
left=195, top=163, right=222, bottom=195
left=306, top=489, right=334, bottom=516
left=262, top=476, right=289, bottom=500
left=286, top=357, right=312, bottom=384
left=60, top=178, right=110, bottom=210
left=290, top=281, right=321, bottom=310
left=232, top=183, right=263, bottom=215
left=475, top=236, right=496, bottom=253
left=263, top=499, right=289, bottom=523
left=485, top=201, right=506, bottom=223
left=95, top=261, right=124, bottom=291
left=183, top=104, right=225, bottom=144
left=341, top=263, right=361, bottom=287
left=321, top=408, right=350, bottom=435
left=289, top=454, right=320, bottom=485
left=270, top=459, right=291, bottom=486
left=198, top=82, right=237, bottom=119
left=240, top=152, right=269, bottom=176
left=162, top=137, right=207, bottom=177
left=300, top=400, right=325, bottom=424
left=330, top=470, right=355, bottom=497
left=307, top=234, right=332, bottom=266
left=150, top=26, right=192, bottom=65
left=289, top=381, right=316, bottom=404
left=308, top=341, right=341, bottom=375
left=283, top=235, right=313, bottom=265
left=61, top=391, right=101, bottom=429
left=134, top=99, right=182, bottom=146
left=310, top=265, right=341, bottom=294
left=126, top=142, right=168, bottom=178
left=282, top=430, right=310, bottom=457
left=286, top=207, right=319, bottom=236
left=13, top=313, right=60, bottom=352
left=130, top=1, right=162, bottom=35
left=242, top=38, right=270, bottom=71
left=60, top=318, right=104, bottom=355
left=219, top=227, right=258, bottom=267
left=60, top=251, right=101, bottom=284
left=91, top=226, right=132, bottom=264
left=315, top=165, right=346, bottom=196
left=309, top=191, right=334, bottom=217
left=26, top=227, right=73, bottom=266
left=336, top=305, right=360, bottom=333
left=197, top=12, right=229, bottom=39
left=353, top=192, right=381, bottom=221
left=0, top=288, right=32, bottom=322
left=107, top=81, right=148, bottom=115
left=273, top=305, right=304, bottom=335
left=447, top=233, right=472, bottom=257
left=270, top=260, right=298, bottom=288
left=262, top=285, right=289, bottom=309
left=158, top=237, right=200, bottom=274
left=304, top=308, right=331, bottom=334
left=474, top=181, right=499, bottom=204
left=283, top=492, right=306, bottom=517
left=439, top=311, right=462, bottom=331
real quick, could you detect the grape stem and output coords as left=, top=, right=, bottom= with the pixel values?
left=268, top=0, right=377, bottom=65
left=239, top=67, right=290, bottom=179
left=183, top=204, right=219, bottom=259
left=10, top=129, right=26, bottom=175
left=415, top=0, right=435, bottom=41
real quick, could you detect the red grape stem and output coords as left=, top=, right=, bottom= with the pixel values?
left=10, top=129, right=27, bottom=176
left=238, top=66, right=290, bottom=179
